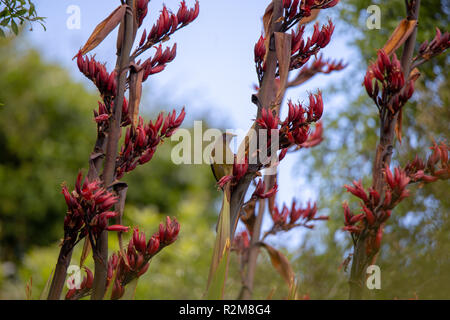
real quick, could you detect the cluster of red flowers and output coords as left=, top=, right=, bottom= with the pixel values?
left=136, top=0, right=150, bottom=27
left=296, top=54, right=346, bottom=77
left=254, top=19, right=336, bottom=82
left=116, top=109, right=185, bottom=179
left=136, top=1, right=199, bottom=51
left=61, top=172, right=128, bottom=250
left=342, top=171, right=406, bottom=236
left=417, top=28, right=450, bottom=63
left=364, top=50, right=415, bottom=114
left=281, top=0, right=339, bottom=31
left=340, top=149, right=448, bottom=256
left=94, top=98, right=131, bottom=127
left=269, top=200, right=328, bottom=233
left=109, top=217, right=180, bottom=300
left=76, top=52, right=117, bottom=98
left=406, top=141, right=450, bottom=183
left=290, top=20, right=335, bottom=70
left=251, top=179, right=278, bottom=200
left=217, top=157, right=249, bottom=189
left=256, top=90, right=324, bottom=148
left=254, top=35, right=266, bottom=79
left=65, top=267, right=94, bottom=300
left=141, top=44, right=177, bottom=81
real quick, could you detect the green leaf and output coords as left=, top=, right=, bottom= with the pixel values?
left=205, top=239, right=230, bottom=300
left=0, top=28, right=5, bottom=37
left=0, top=18, right=10, bottom=27
left=120, top=278, right=139, bottom=300
left=39, top=269, right=54, bottom=300
left=207, top=187, right=231, bottom=289
left=11, top=19, right=18, bottom=35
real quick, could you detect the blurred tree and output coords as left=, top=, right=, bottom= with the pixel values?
left=295, top=0, right=449, bottom=299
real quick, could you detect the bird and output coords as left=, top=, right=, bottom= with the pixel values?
left=210, top=132, right=236, bottom=182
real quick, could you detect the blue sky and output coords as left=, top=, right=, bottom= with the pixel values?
left=26, top=0, right=363, bottom=247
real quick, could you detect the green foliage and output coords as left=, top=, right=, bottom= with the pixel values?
left=0, top=0, right=45, bottom=36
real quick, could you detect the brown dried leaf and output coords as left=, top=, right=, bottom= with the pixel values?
left=79, top=238, right=91, bottom=267
left=259, top=242, right=295, bottom=286
left=129, top=65, right=144, bottom=127
left=409, top=67, right=421, bottom=82
left=382, top=19, right=417, bottom=55
left=78, top=5, right=127, bottom=57
left=287, top=70, right=314, bottom=88
left=299, top=9, right=320, bottom=25
left=241, top=200, right=256, bottom=234
left=262, top=2, right=274, bottom=62
left=274, top=32, right=292, bottom=105
left=395, top=109, right=403, bottom=144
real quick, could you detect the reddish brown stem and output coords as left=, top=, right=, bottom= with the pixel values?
left=91, top=0, right=136, bottom=300
left=234, top=1, right=285, bottom=300
left=47, top=242, right=73, bottom=300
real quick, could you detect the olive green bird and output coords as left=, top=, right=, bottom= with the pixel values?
left=210, top=132, right=236, bottom=182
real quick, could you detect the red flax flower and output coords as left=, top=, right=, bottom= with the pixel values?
left=61, top=172, right=128, bottom=250
left=142, top=44, right=177, bottom=81
left=109, top=217, right=180, bottom=300
left=232, top=231, right=250, bottom=259
left=344, top=180, right=369, bottom=204
left=289, top=20, right=335, bottom=71
left=76, top=52, right=117, bottom=98
left=267, top=200, right=327, bottom=236
left=65, top=267, right=94, bottom=300
left=364, top=50, right=415, bottom=114
left=279, top=91, right=323, bottom=148
left=217, top=157, right=249, bottom=189
left=139, top=1, right=199, bottom=46
left=116, top=108, right=185, bottom=179
left=251, top=179, right=278, bottom=200
left=136, top=0, right=150, bottom=27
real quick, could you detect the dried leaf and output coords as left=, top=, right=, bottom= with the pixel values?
left=205, top=239, right=230, bottom=300
left=120, top=278, right=138, bottom=300
left=241, top=200, right=256, bottom=234
left=299, top=9, right=320, bottom=25
left=288, top=69, right=315, bottom=88
left=259, top=242, right=295, bottom=286
left=79, top=238, right=92, bottom=267
left=382, top=19, right=417, bottom=55
left=262, top=2, right=274, bottom=62
left=409, top=67, right=421, bottom=82
left=287, top=278, right=299, bottom=300
left=274, top=32, right=292, bottom=105
left=25, top=277, right=32, bottom=300
left=77, top=5, right=127, bottom=57
left=207, top=185, right=231, bottom=290
left=266, top=287, right=277, bottom=300
left=39, top=269, right=54, bottom=300
left=395, top=109, right=403, bottom=144
left=129, top=65, right=144, bottom=127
